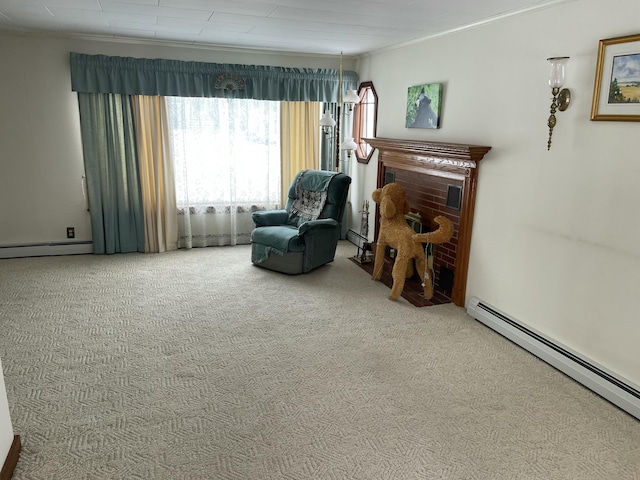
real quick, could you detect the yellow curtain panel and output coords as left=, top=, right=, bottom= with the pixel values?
left=131, top=96, right=179, bottom=253
left=279, top=102, right=321, bottom=207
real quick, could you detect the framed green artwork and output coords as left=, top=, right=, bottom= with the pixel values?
left=406, top=83, right=443, bottom=129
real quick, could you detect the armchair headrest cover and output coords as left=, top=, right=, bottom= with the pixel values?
left=288, top=170, right=339, bottom=224
left=285, top=170, right=351, bottom=227
left=296, top=170, right=337, bottom=192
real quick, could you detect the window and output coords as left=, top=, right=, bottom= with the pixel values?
left=165, top=96, right=282, bottom=247
left=353, top=82, right=378, bottom=164
left=166, top=96, right=281, bottom=208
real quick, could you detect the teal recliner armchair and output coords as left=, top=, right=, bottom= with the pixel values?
left=251, top=169, right=351, bottom=274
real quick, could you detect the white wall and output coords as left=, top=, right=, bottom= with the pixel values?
left=0, top=35, right=88, bottom=246
left=0, top=33, right=355, bottom=247
left=355, top=0, right=640, bottom=386
left=0, top=358, right=14, bottom=470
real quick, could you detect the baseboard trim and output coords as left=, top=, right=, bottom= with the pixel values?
left=0, top=435, right=21, bottom=480
left=467, top=297, right=640, bottom=421
left=0, top=242, right=93, bottom=258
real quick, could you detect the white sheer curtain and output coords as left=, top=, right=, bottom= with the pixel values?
left=166, top=97, right=281, bottom=248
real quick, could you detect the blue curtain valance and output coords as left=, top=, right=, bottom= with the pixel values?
left=70, top=52, right=358, bottom=102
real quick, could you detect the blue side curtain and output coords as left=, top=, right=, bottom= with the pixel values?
left=70, top=53, right=358, bottom=102
left=77, top=92, right=145, bottom=254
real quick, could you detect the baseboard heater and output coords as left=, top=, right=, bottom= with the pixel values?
left=346, top=229, right=368, bottom=249
left=467, top=297, right=640, bottom=421
left=0, top=241, right=93, bottom=259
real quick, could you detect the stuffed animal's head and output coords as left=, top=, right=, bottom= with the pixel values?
left=372, top=183, right=410, bottom=220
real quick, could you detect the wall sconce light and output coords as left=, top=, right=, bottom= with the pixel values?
left=547, top=56, right=571, bottom=150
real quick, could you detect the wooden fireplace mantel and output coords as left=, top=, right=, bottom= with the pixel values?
left=364, top=137, right=491, bottom=173
left=364, top=137, right=491, bottom=307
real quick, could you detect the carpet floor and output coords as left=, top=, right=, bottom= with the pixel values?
left=1, top=242, right=639, bottom=479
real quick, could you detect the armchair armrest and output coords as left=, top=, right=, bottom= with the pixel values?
left=298, top=218, right=339, bottom=235
left=299, top=218, right=341, bottom=273
left=252, top=209, right=289, bottom=227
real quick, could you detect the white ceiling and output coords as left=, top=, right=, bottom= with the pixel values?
left=0, top=0, right=570, bottom=56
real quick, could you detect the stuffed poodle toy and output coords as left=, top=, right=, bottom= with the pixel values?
left=371, top=182, right=454, bottom=301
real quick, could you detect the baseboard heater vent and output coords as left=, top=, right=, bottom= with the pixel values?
left=467, top=297, right=640, bottom=421
left=0, top=241, right=93, bottom=259
left=346, top=229, right=368, bottom=249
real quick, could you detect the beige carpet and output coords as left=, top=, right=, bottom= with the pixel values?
left=0, top=241, right=639, bottom=479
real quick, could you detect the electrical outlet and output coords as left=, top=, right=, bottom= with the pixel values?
left=66, top=227, right=75, bottom=239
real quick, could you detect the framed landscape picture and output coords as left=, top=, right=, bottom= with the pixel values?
left=591, top=33, right=640, bottom=121
left=406, top=83, right=443, bottom=129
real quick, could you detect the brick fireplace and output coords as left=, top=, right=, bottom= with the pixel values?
left=364, top=138, right=491, bottom=307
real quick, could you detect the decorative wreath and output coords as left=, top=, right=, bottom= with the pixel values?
left=214, top=73, right=246, bottom=92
